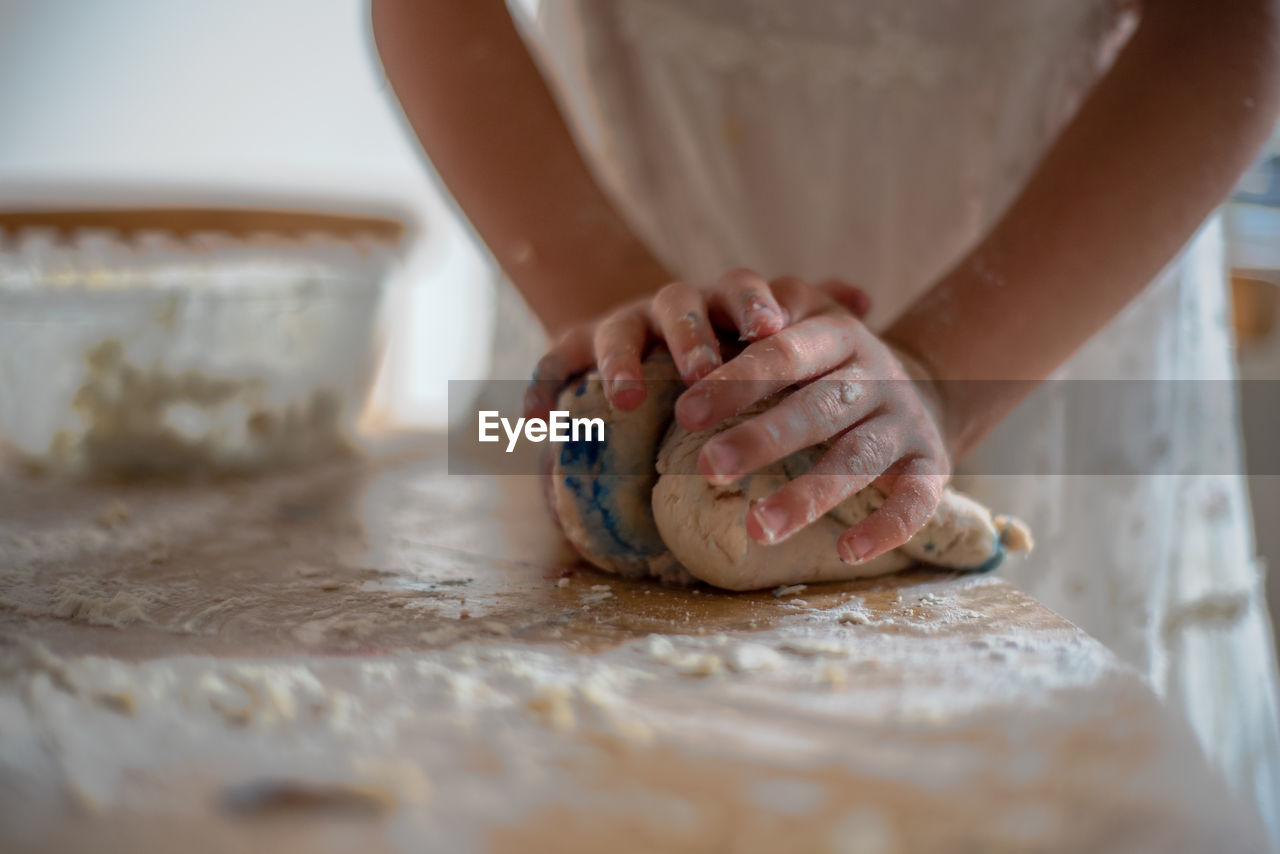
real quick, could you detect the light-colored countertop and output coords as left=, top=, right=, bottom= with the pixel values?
left=0, top=441, right=1265, bottom=853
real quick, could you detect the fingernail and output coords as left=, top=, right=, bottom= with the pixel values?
left=742, top=305, right=781, bottom=339
left=751, top=502, right=789, bottom=544
left=678, top=393, right=711, bottom=428
left=684, top=345, right=720, bottom=382
left=701, top=441, right=740, bottom=483
left=609, top=372, right=645, bottom=407
left=840, top=533, right=877, bottom=564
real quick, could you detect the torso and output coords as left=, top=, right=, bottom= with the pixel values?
left=524, top=0, right=1133, bottom=326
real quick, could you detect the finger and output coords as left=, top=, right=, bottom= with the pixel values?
left=649, top=280, right=722, bottom=383
left=674, top=313, right=861, bottom=431
left=593, top=308, right=650, bottom=409
left=697, top=367, right=881, bottom=486
left=768, top=275, right=840, bottom=325
left=709, top=268, right=786, bottom=340
left=838, top=457, right=945, bottom=563
left=742, top=415, right=898, bottom=544
left=818, top=278, right=873, bottom=319
left=524, top=326, right=595, bottom=419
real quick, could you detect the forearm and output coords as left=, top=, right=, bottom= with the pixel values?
left=371, top=0, right=670, bottom=336
left=885, top=0, right=1280, bottom=458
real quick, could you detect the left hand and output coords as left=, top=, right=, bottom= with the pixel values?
left=672, top=283, right=951, bottom=565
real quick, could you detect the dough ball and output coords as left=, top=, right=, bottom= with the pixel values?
left=550, top=352, right=1031, bottom=590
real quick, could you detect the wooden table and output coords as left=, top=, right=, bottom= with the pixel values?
left=0, top=441, right=1266, bottom=853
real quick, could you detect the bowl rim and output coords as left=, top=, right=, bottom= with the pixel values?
left=0, top=206, right=409, bottom=246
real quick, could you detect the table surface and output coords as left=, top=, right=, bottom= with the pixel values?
left=0, top=441, right=1266, bottom=853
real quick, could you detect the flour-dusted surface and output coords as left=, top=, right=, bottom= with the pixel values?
left=0, top=444, right=1266, bottom=853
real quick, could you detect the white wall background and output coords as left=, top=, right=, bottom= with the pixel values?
left=0, top=0, right=496, bottom=427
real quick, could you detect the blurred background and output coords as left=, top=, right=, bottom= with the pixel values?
left=0, top=0, right=510, bottom=430
left=1, top=0, right=1278, bottom=635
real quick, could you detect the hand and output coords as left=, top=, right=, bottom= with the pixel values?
left=672, top=295, right=951, bottom=565
left=523, top=269, right=872, bottom=419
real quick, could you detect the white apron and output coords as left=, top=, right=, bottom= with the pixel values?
left=508, top=0, right=1280, bottom=836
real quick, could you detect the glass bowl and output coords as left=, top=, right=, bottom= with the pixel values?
left=0, top=208, right=405, bottom=478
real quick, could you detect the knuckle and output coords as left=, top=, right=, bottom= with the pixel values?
left=654, top=281, right=686, bottom=309
left=807, top=384, right=848, bottom=426
left=853, top=431, right=894, bottom=471
left=837, top=310, right=864, bottom=330
left=718, top=352, right=763, bottom=385
left=765, top=330, right=809, bottom=374
left=916, top=471, right=946, bottom=503
left=823, top=312, right=862, bottom=340
left=904, top=487, right=938, bottom=526
left=877, top=512, right=914, bottom=545
left=894, top=474, right=942, bottom=523
left=831, top=444, right=871, bottom=478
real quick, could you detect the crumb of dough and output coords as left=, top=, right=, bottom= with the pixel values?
left=201, top=673, right=256, bottom=727
left=609, top=716, right=655, bottom=747
left=725, top=643, right=784, bottom=673
left=644, top=635, right=676, bottom=661
left=350, top=758, right=432, bottom=806
left=995, top=515, right=1035, bottom=553
left=818, top=662, right=848, bottom=689
left=779, top=639, right=847, bottom=657
left=0, top=635, right=76, bottom=693
left=93, top=690, right=136, bottom=716
left=773, top=584, right=807, bottom=598
left=669, top=652, right=725, bottom=678
left=525, top=684, right=576, bottom=732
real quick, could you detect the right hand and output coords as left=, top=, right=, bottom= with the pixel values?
left=523, top=268, right=872, bottom=419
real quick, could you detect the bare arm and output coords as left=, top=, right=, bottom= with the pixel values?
left=371, top=0, right=671, bottom=337
left=884, top=0, right=1280, bottom=457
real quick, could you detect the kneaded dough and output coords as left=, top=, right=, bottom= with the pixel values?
left=550, top=354, right=694, bottom=585
left=551, top=352, right=1032, bottom=591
